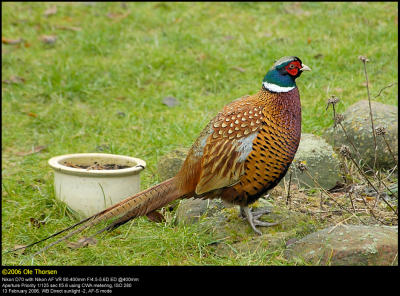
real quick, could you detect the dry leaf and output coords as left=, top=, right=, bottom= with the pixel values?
left=116, top=111, right=126, bottom=117
left=2, top=36, right=24, bottom=45
left=146, top=211, right=165, bottom=223
left=29, top=217, right=45, bottom=228
left=2, top=76, right=25, bottom=84
left=44, top=6, right=57, bottom=17
left=27, top=112, right=37, bottom=117
left=232, top=66, right=246, bottom=73
left=56, top=26, right=82, bottom=32
left=331, top=192, right=345, bottom=198
left=16, top=145, right=47, bottom=156
left=62, top=16, right=74, bottom=22
left=107, top=11, right=131, bottom=22
left=67, top=237, right=97, bottom=249
left=162, top=96, right=179, bottom=107
left=96, top=144, right=110, bottom=152
left=114, top=96, right=126, bottom=101
left=12, top=244, right=27, bottom=255
left=197, top=53, right=207, bottom=61
left=40, top=35, right=57, bottom=44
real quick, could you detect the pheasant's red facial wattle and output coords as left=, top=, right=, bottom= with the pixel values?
left=285, top=61, right=301, bottom=76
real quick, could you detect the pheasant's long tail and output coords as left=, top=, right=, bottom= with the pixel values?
left=3, top=214, right=98, bottom=255
left=7, top=178, right=182, bottom=256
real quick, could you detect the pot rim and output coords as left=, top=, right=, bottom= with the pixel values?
left=48, top=153, right=146, bottom=177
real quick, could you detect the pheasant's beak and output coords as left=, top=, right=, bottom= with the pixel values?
left=300, top=64, right=311, bottom=71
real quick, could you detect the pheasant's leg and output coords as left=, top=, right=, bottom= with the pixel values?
left=241, top=206, right=262, bottom=235
left=239, top=206, right=246, bottom=219
left=241, top=206, right=279, bottom=235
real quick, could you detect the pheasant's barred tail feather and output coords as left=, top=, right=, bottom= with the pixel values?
left=27, top=178, right=181, bottom=255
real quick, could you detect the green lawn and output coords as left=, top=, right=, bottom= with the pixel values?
left=2, top=2, right=398, bottom=265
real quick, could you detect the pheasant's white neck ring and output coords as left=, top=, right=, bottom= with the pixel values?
left=262, top=82, right=296, bottom=93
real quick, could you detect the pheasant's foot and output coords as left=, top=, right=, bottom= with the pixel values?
left=239, top=206, right=271, bottom=220
left=252, top=207, right=272, bottom=219
left=253, top=219, right=279, bottom=227
left=241, top=206, right=279, bottom=235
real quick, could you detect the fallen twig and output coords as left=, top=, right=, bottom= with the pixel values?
left=374, top=82, right=395, bottom=98
left=286, top=170, right=293, bottom=209
left=328, top=216, right=353, bottom=234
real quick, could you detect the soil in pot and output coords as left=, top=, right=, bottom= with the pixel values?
left=63, top=161, right=132, bottom=170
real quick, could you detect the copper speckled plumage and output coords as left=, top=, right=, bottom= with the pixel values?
left=10, top=56, right=310, bottom=255
left=176, top=88, right=301, bottom=209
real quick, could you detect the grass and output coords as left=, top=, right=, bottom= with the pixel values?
left=2, top=2, right=398, bottom=266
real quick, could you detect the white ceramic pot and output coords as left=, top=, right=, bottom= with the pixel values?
left=48, top=153, right=146, bottom=218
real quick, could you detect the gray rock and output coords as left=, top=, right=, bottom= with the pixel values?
left=175, top=198, right=225, bottom=224
left=323, top=100, right=398, bottom=170
left=157, top=147, right=189, bottom=181
left=175, top=197, right=318, bottom=257
left=284, top=225, right=398, bottom=265
left=281, top=133, right=342, bottom=190
left=210, top=205, right=318, bottom=257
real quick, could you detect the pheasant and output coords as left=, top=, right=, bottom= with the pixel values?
left=10, top=56, right=310, bottom=255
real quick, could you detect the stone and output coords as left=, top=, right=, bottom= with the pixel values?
left=281, top=133, right=342, bottom=190
left=175, top=197, right=318, bottom=257
left=175, top=198, right=225, bottom=224
left=323, top=100, right=398, bottom=170
left=209, top=204, right=318, bottom=257
left=157, top=147, right=189, bottom=181
left=284, top=225, right=398, bottom=265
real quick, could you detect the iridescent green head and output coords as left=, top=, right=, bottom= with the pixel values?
left=263, top=56, right=311, bottom=92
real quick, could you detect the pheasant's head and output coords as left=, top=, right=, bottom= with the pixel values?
left=262, top=56, right=311, bottom=93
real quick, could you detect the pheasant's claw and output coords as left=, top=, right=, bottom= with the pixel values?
left=252, top=207, right=272, bottom=219
left=239, top=206, right=271, bottom=220
left=253, top=219, right=279, bottom=227
left=241, top=206, right=279, bottom=235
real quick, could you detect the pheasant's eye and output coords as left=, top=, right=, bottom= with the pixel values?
left=288, top=64, right=295, bottom=69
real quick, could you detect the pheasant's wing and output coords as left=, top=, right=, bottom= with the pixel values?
left=193, top=96, right=265, bottom=195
